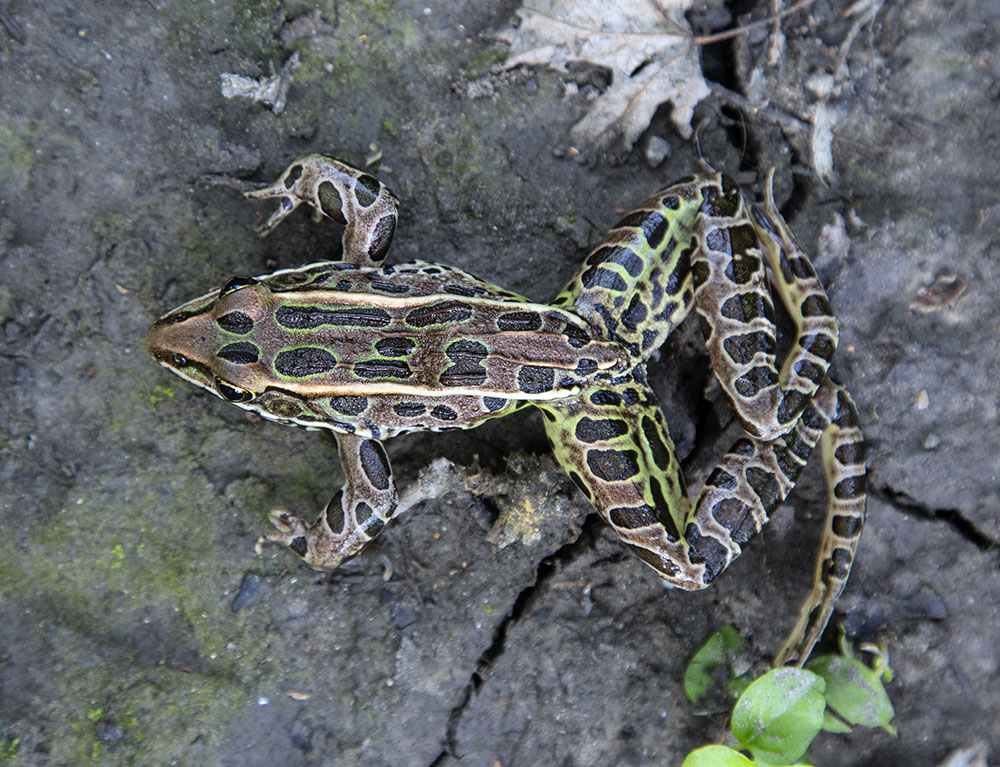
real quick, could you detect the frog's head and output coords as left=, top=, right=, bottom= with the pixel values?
left=147, top=275, right=338, bottom=428
left=146, top=275, right=272, bottom=405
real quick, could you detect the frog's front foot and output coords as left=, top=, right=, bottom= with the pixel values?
left=254, top=508, right=345, bottom=570
left=255, top=504, right=377, bottom=571
left=256, top=509, right=313, bottom=557
left=244, top=175, right=307, bottom=237
left=243, top=155, right=400, bottom=265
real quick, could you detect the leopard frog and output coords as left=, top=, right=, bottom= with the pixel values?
left=147, top=155, right=866, bottom=665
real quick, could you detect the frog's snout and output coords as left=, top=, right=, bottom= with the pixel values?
left=145, top=310, right=216, bottom=370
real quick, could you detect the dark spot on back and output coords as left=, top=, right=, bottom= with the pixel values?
left=276, top=305, right=391, bottom=329
left=217, top=311, right=254, bottom=334
left=497, top=311, right=543, bottom=332
left=328, top=395, right=368, bottom=416
left=370, top=279, right=409, bottom=294
left=353, top=359, right=413, bottom=379
left=406, top=301, right=473, bottom=328
left=275, top=347, right=337, bottom=377
left=375, top=337, right=416, bottom=357
left=446, top=339, right=488, bottom=360
left=218, top=342, right=259, bottom=364
left=393, top=402, right=426, bottom=417
left=431, top=404, right=458, bottom=421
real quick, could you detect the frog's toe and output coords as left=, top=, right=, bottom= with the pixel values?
left=255, top=509, right=309, bottom=555
left=243, top=179, right=281, bottom=198
left=268, top=508, right=307, bottom=534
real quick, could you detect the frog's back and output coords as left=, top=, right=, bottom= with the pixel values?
left=148, top=259, right=627, bottom=438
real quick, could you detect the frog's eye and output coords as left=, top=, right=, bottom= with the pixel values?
left=220, top=276, right=259, bottom=296
left=215, top=376, right=254, bottom=403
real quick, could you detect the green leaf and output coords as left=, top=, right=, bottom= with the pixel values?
left=682, top=745, right=755, bottom=767
left=806, top=655, right=896, bottom=735
left=684, top=625, right=747, bottom=703
left=728, top=672, right=752, bottom=700
left=731, top=668, right=826, bottom=765
left=820, top=709, right=853, bottom=733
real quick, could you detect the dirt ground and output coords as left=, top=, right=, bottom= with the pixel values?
left=1, top=0, right=998, bottom=765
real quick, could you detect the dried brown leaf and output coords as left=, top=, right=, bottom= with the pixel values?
left=499, top=0, right=710, bottom=150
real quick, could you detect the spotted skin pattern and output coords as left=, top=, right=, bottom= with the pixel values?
left=147, top=156, right=867, bottom=665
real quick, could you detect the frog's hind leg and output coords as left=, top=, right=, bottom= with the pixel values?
left=550, top=177, right=707, bottom=359
left=772, top=383, right=867, bottom=666
left=538, top=384, right=704, bottom=585
left=692, top=170, right=840, bottom=440
left=682, top=378, right=866, bottom=665
left=556, top=171, right=840, bottom=443
left=256, top=433, right=399, bottom=570
left=540, top=377, right=866, bottom=664
left=245, top=154, right=399, bottom=266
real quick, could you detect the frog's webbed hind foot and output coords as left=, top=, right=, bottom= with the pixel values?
left=245, top=154, right=399, bottom=266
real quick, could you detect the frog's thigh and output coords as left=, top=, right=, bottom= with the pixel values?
left=256, top=433, right=399, bottom=570
left=539, top=388, right=709, bottom=588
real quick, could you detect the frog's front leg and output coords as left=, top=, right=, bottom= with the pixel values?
left=256, top=433, right=398, bottom=570
left=245, top=154, right=399, bottom=266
